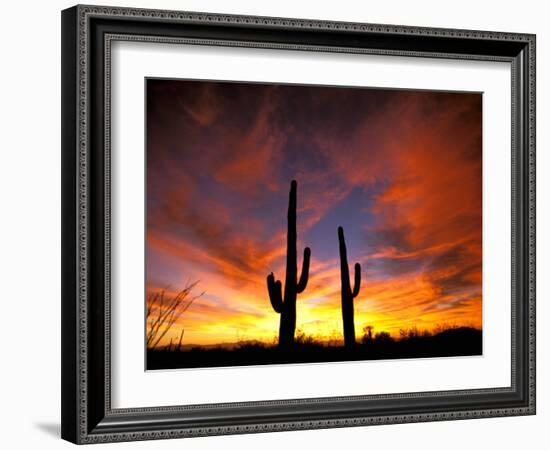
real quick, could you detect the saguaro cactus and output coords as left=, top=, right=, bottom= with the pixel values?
left=338, top=226, right=361, bottom=348
left=267, top=180, right=311, bottom=347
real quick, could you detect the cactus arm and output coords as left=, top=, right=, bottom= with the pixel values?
left=267, top=273, right=284, bottom=313
left=296, top=247, right=311, bottom=293
left=352, top=263, right=361, bottom=298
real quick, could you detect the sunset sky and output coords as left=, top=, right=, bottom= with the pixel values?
left=146, top=79, right=482, bottom=347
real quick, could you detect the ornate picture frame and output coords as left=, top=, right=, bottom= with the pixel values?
left=61, top=4, right=535, bottom=444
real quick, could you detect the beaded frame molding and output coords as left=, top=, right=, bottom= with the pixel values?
left=61, top=4, right=536, bottom=444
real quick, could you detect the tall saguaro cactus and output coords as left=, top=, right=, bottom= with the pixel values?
left=338, top=226, right=361, bottom=348
left=267, top=180, right=311, bottom=347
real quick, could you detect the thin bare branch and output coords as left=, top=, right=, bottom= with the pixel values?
left=146, top=281, right=203, bottom=350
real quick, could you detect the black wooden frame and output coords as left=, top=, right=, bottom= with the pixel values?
left=61, top=4, right=536, bottom=444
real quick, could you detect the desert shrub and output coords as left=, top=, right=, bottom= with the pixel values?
left=361, top=325, right=374, bottom=344
left=374, top=331, right=394, bottom=343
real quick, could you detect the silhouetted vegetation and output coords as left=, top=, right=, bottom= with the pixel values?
left=267, top=180, right=311, bottom=347
left=146, top=281, right=203, bottom=350
left=338, top=226, right=362, bottom=348
left=146, top=326, right=482, bottom=370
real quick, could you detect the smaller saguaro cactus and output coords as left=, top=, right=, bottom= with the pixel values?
left=267, top=180, right=311, bottom=347
left=338, top=226, right=362, bottom=348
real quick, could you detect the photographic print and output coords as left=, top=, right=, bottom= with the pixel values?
left=145, top=79, right=482, bottom=370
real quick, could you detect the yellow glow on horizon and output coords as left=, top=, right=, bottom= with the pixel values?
left=147, top=269, right=481, bottom=348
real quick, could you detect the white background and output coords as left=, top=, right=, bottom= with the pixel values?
left=112, top=42, right=511, bottom=408
left=0, top=0, right=546, bottom=449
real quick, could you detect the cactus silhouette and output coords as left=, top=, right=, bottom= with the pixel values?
left=267, top=180, right=311, bottom=347
left=338, top=226, right=361, bottom=348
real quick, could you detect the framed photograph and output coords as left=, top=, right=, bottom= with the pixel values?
left=61, top=5, right=536, bottom=444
